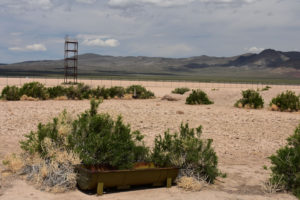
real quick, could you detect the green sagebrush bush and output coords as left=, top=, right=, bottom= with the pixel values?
left=20, top=82, right=48, bottom=100
left=91, top=86, right=125, bottom=99
left=261, top=85, right=271, bottom=91
left=108, top=86, right=125, bottom=98
left=67, top=99, right=149, bottom=169
left=20, top=110, right=72, bottom=157
left=18, top=110, right=79, bottom=192
left=269, top=124, right=300, bottom=198
left=91, top=86, right=110, bottom=99
left=1, top=82, right=155, bottom=101
left=20, top=99, right=149, bottom=170
left=66, top=83, right=91, bottom=100
left=186, top=89, right=213, bottom=105
left=172, top=87, right=190, bottom=95
left=151, top=123, right=219, bottom=183
left=126, top=85, right=155, bottom=99
left=1, top=85, right=21, bottom=100
left=47, top=85, right=66, bottom=99
left=270, top=90, right=300, bottom=112
left=234, top=89, right=264, bottom=109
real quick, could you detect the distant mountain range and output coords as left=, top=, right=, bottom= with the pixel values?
left=226, top=49, right=300, bottom=68
left=0, top=49, right=300, bottom=82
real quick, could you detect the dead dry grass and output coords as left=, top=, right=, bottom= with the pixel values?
left=2, top=154, right=24, bottom=174
left=270, top=104, right=279, bottom=111
left=2, top=110, right=80, bottom=193
left=177, top=176, right=206, bottom=191
left=3, top=143, right=81, bottom=193
left=54, top=96, right=68, bottom=101
left=20, top=95, right=38, bottom=101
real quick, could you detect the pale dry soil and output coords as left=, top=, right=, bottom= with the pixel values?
left=0, top=82, right=300, bottom=200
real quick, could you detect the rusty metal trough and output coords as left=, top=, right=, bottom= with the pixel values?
left=75, top=165, right=180, bottom=195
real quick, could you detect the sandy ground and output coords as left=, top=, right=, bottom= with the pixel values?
left=0, top=78, right=300, bottom=200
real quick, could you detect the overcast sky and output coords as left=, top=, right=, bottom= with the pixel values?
left=0, top=0, right=299, bottom=63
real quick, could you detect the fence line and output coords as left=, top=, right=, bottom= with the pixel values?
left=0, top=76, right=299, bottom=90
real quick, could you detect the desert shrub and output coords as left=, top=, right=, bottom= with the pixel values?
left=76, top=83, right=91, bottom=99
left=151, top=123, right=219, bottom=183
left=91, top=86, right=110, bottom=99
left=172, top=87, right=190, bottom=95
left=20, top=82, right=49, bottom=100
left=16, top=111, right=79, bottom=192
left=261, top=85, right=271, bottom=91
left=20, top=110, right=73, bottom=157
left=47, top=86, right=66, bottom=99
left=65, top=85, right=80, bottom=100
left=126, top=85, right=155, bottom=99
left=65, top=83, right=91, bottom=100
left=269, top=124, right=300, bottom=198
left=270, top=91, right=300, bottom=112
left=67, top=99, right=149, bottom=169
left=108, top=86, right=125, bottom=98
left=1, top=85, right=21, bottom=100
left=234, top=89, right=264, bottom=109
left=186, top=89, right=213, bottom=105
left=20, top=139, right=80, bottom=192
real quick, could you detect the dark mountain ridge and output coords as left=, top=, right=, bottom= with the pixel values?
left=0, top=49, right=299, bottom=80
left=226, top=49, right=300, bottom=68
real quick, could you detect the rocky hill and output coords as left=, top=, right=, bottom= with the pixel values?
left=0, top=49, right=299, bottom=81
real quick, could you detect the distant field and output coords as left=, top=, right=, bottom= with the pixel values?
left=0, top=75, right=300, bottom=86
left=0, top=77, right=300, bottom=93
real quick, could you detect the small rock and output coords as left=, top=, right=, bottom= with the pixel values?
left=161, top=95, right=179, bottom=101
left=176, top=111, right=184, bottom=115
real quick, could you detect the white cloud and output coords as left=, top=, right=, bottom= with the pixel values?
left=78, top=34, right=120, bottom=47
left=75, top=0, right=97, bottom=4
left=108, top=0, right=193, bottom=7
left=108, top=0, right=256, bottom=7
left=245, top=47, right=265, bottom=53
left=0, top=0, right=299, bottom=63
left=9, top=43, right=47, bottom=51
left=82, top=38, right=120, bottom=47
left=0, top=0, right=53, bottom=13
left=27, top=0, right=52, bottom=8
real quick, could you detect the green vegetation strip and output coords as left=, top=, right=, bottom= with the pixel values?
left=0, top=82, right=155, bottom=100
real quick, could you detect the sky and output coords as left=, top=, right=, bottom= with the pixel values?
left=0, top=0, right=299, bottom=63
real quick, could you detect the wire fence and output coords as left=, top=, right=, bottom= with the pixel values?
left=0, top=76, right=299, bottom=90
